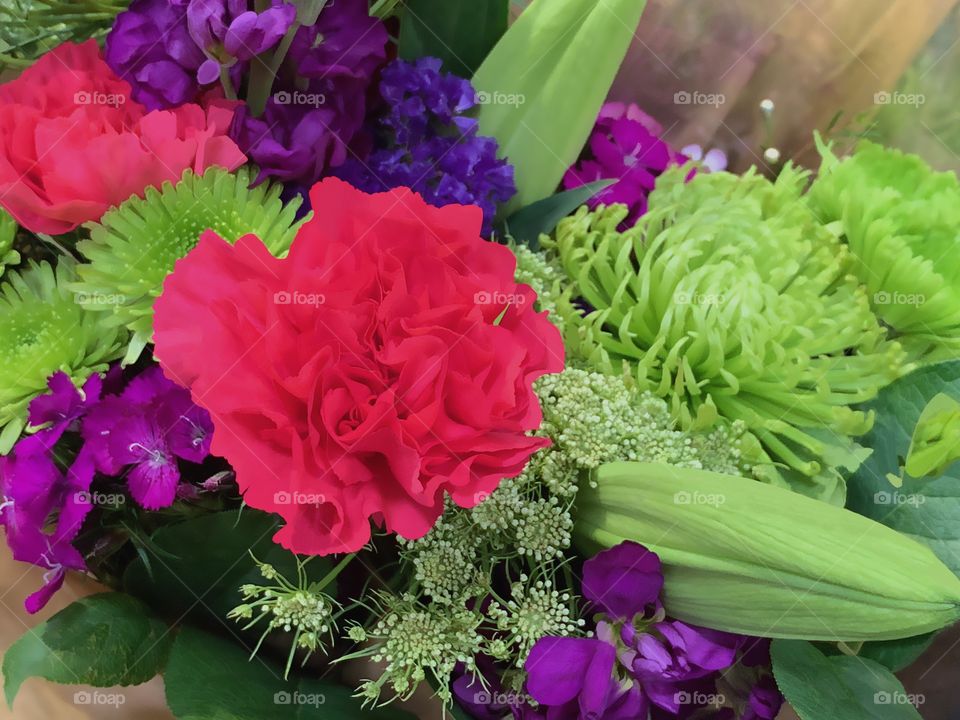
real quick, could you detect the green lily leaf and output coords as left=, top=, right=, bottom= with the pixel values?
left=473, top=0, right=648, bottom=210
left=503, top=179, right=615, bottom=248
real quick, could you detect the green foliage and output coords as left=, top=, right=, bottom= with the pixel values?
left=504, top=180, right=616, bottom=248
left=847, top=361, right=960, bottom=577
left=771, top=640, right=922, bottom=720
left=0, top=258, right=126, bottom=453
left=0, top=0, right=125, bottom=69
left=70, top=167, right=306, bottom=364
left=398, top=0, right=508, bottom=78
left=544, top=165, right=906, bottom=503
left=858, top=633, right=936, bottom=673
left=124, top=509, right=330, bottom=626
left=808, top=138, right=960, bottom=363
left=3, top=593, right=171, bottom=707
left=473, top=0, right=648, bottom=209
left=164, top=626, right=410, bottom=720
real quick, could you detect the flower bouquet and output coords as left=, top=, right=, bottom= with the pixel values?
left=1, top=1, right=959, bottom=719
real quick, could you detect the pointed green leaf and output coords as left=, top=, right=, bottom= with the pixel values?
left=3, top=593, right=171, bottom=708
left=473, top=0, right=648, bottom=209
left=504, top=179, right=615, bottom=247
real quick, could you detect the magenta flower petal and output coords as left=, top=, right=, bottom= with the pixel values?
left=582, top=540, right=663, bottom=620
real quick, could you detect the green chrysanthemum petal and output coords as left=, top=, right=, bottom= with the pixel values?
left=543, top=164, right=907, bottom=503
left=0, top=209, right=19, bottom=277
left=69, top=166, right=307, bottom=363
left=0, top=259, right=126, bottom=452
left=808, top=136, right=960, bottom=362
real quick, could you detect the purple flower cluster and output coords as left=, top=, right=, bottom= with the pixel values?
left=337, top=57, right=516, bottom=236
left=563, top=102, right=691, bottom=228
left=105, top=0, right=297, bottom=110
left=229, top=0, right=387, bottom=187
left=0, top=366, right=212, bottom=613
left=456, top=541, right=782, bottom=720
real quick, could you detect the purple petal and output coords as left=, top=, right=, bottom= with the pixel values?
left=197, top=58, right=221, bottom=85
left=127, top=456, right=180, bottom=510
left=24, top=566, right=66, bottom=614
left=525, top=637, right=613, bottom=707
left=582, top=540, right=663, bottom=620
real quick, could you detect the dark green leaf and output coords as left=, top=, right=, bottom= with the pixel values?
left=164, top=626, right=413, bottom=720
left=3, top=593, right=171, bottom=707
left=503, top=179, right=616, bottom=248
left=398, top=0, right=508, bottom=78
left=123, top=509, right=330, bottom=625
left=859, top=633, right=936, bottom=672
left=847, top=361, right=960, bottom=576
left=772, top=639, right=922, bottom=720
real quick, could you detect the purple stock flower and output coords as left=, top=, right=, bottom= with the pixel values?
left=337, top=57, right=515, bottom=236
left=743, top=676, right=783, bottom=720
left=582, top=539, right=663, bottom=620
left=563, top=102, right=688, bottom=228
left=187, top=0, right=296, bottom=85
left=229, top=0, right=386, bottom=187
left=105, top=0, right=206, bottom=110
left=83, top=366, right=213, bottom=510
left=525, top=637, right=647, bottom=720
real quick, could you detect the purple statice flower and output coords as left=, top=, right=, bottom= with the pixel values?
left=105, top=0, right=206, bottom=110
left=83, top=366, right=213, bottom=510
left=336, top=57, right=516, bottom=236
left=187, top=0, right=296, bottom=85
left=563, top=102, right=688, bottom=228
left=230, top=0, right=387, bottom=187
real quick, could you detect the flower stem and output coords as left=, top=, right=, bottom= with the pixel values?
left=219, top=65, right=237, bottom=100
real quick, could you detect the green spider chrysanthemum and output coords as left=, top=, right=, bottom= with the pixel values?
left=69, top=166, right=307, bottom=363
left=0, top=259, right=126, bottom=452
left=543, top=164, right=906, bottom=504
left=808, top=136, right=960, bottom=363
left=0, top=209, right=19, bottom=276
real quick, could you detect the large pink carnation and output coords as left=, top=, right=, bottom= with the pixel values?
left=153, top=178, right=564, bottom=555
left=0, top=40, right=245, bottom=234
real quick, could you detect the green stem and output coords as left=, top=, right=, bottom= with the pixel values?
left=315, top=552, right=356, bottom=591
left=245, top=21, right=298, bottom=117
left=219, top=65, right=238, bottom=100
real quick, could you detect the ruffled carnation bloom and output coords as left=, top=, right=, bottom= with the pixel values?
left=153, top=178, right=564, bottom=555
left=0, top=40, right=245, bottom=234
left=337, top=57, right=516, bottom=236
left=563, top=102, right=687, bottom=228
left=229, top=0, right=387, bottom=187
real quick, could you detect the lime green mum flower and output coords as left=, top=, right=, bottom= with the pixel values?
left=0, top=259, right=126, bottom=452
left=543, top=165, right=906, bottom=503
left=808, top=137, right=960, bottom=363
left=0, top=209, right=19, bottom=276
left=69, top=167, right=307, bottom=364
